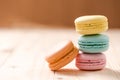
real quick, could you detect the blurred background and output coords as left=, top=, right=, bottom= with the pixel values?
left=0, top=0, right=120, bottom=28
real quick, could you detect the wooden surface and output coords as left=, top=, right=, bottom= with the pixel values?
left=0, top=28, right=120, bottom=80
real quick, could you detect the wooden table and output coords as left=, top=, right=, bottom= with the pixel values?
left=0, top=28, right=120, bottom=80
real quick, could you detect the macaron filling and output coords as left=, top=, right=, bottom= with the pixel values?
left=49, top=47, right=74, bottom=65
left=75, top=21, right=108, bottom=30
left=78, top=42, right=108, bottom=52
left=76, top=59, right=105, bottom=66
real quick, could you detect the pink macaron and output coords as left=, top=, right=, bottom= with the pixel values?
left=76, top=52, right=106, bottom=71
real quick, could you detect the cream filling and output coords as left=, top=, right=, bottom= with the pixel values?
left=76, top=21, right=108, bottom=30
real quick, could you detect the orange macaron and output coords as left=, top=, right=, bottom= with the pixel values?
left=45, top=40, right=78, bottom=70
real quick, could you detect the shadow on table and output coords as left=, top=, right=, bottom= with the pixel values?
left=55, top=68, right=120, bottom=78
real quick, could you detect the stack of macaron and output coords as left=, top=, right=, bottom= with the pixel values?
left=74, top=15, right=109, bottom=70
left=45, top=15, right=109, bottom=71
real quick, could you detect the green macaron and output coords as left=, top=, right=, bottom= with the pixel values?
left=78, top=34, right=109, bottom=53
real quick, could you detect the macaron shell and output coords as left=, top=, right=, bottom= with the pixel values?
left=74, top=15, right=108, bottom=35
left=75, top=15, right=108, bottom=23
left=78, top=34, right=109, bottom=53
left=49, top=47, right=78, bottom=70
left=76, top=53, right=106, bottom=70
left=46, top=40, right=74, bottom=64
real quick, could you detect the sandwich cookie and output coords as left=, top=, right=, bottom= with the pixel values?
left=76, top=52, right=106, bottom=70
left=74, top=15, right=108, bottom=35
left=78, top=34, right=109, bottom=53
left=46, top=40, right=78, bottom=70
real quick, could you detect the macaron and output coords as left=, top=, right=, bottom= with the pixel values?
left=46, top=40, right=78, bottom=70
left=74, top=15, right=108, bottom=35
left=76, top=52, right=106, bottom=70
left=78, top=34, right=109, bottom=53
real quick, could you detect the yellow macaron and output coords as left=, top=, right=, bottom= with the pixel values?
left=46, top=40, right=78, bottom=70
left=74, top=15, right=108, bottom=35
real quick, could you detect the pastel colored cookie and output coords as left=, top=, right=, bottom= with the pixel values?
left=76, top=53, right=106, bottom=70
left=46, top=40, right=78, bottom=70
left=74, top=15, right=108, bottom=35
left=78, top=34, right=109, bottom=53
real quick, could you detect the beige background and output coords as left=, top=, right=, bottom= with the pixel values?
left=0, top=0, right=120, bottom=28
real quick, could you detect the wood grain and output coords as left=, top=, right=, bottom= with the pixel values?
left=0, top=28, right=119, bottom=80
